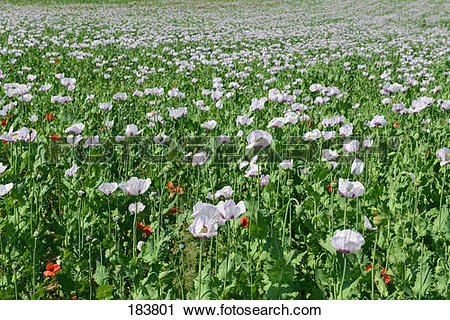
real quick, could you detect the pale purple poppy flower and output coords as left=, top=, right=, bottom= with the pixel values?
left=259, top=174, right=270, bottom=186
left=364, top=216, right=377, bottom=231
left=192, top=152, right=208, bottom=166
left=246, top=130, right=273, bottom=149
left=84, top=136, right=100, bottom=147
left=29, top=115, right=38, bottom=122
left=322, top=131, right=336, bottom=140
left=168, top=107, right=187, bottom=119
left=192, top=202, right=224, bottom=225
left=267, top=117, right=286, bottom=129
left=129, top=202, right=145, bottom=214
left=0, top=183, right=13, bottom=196
left=338, top=178, right=365, bottom=199
left=217, top=200, right=246, bottom=221
left=362, top=136, right=373, bottom=148
left=65, top=123, right=85, bottom=135
left=365, top=115, right=386, bottom=128
left=280, top=159, right=293, bottom=169
left=322, top=149, right=339, bottom=161
left=119, top=177, right=151, bottom=196
left=64, top=164, right=79, bottom=177
left=125, top=124, right=143, bottom=136
left=113, top=92, right=128, bottom=101
left=137, top=241, right=145, bottom=252
left=351, top=158, right=364, bottom=176
left=213, top=186, right=233, bottom=199
left=115, top=136, right=125, bottom=143
left=201, top=120, right=217, bottom=130
left=303, top=129, right=321, bottom=141
left=0, top=163, right=7, bottom=175
left=98, top=103, right=112, bottom=111
left=236, top=114, right=254, bottom=126
left=339, top=124, right=353, bottom=137
left=98, top=182, right=118, bottom=195
left=67, top=135, right=83, bottom=146
left=189, top=215, right=219, bottom=238
left=436, top=148, right=450, bottom=166
left=330, top=229, right=365, bottom=254
left=343, top=140, right=360, bottom=153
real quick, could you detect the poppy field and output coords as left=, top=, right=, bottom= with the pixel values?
left=0, top=0, right=449, bottom=300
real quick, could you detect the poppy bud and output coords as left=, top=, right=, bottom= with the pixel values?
left=33, top=230, right=41, bottom=239
left=404, top=238, right=413, bottom=245
left=373, top=215, right=387, bottom=226
left=179, top=242, right=186, bottom=250
left=78, top=190, right=86, bottom=197
left=12, top=262, right=20, bottom=271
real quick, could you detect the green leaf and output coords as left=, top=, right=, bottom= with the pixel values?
left=96, top=284, right=114, bottom=300
left=93, top=261, right=109, bottom=286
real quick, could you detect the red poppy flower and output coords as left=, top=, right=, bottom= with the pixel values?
left=137, top=222, right=145, bottom=229
left=46, top=114, right=54, bottom=120
left=240, top=216, right=248, bottom=228
left=427, top=150, right=430, bottom=155
left=307, top=121, right=312, bottom=127
left=395, top=122, right=400, bottom=127
left=44, top=262, right=61, bottom=276
left=143, top=225, right=153, bottom=235
left=49, top=134, right=60, bottom=141
left=169, top=206, right=181, bottom=214
left=167, top=181, right=174, bottom=189
left=1, top=119, right=6, bottom=127
left=327, top=184, right=332, bottom=193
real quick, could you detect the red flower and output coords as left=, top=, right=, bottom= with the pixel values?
left=44, top=262, right=61, bottom=276
left=55, top=59, right=60, bottom=63
left=1, top=119, right=6, bottom=127
left=395, top=122, right=400, bottom=127
left=365, top=264, right=391, bottom=284
left=167, top=181, right=174, bottom=190
left=137, top=222, right=145, bottom=229
left=327, top=184, right=332, bottom=193
left=143, top=225, right=153, bottom=235
left=46, top=114, right=54, bottom=120
left=427, top=150, right=431, bottom=155
left=49, top=134, right=60, bottom=141
left=307, top=121, right=312, bottom=127
left=71, top=296, right=76, bottom=300
left=239, top=216, right=248, bottom=228
left=169, top=206, right=181, bottom=214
